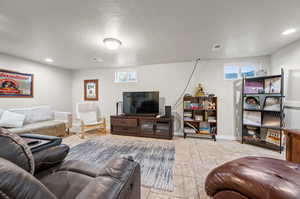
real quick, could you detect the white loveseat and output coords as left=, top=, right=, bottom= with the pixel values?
left=0, top=106, right=72, bottom=137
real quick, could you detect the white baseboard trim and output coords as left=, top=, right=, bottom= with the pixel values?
left=216, top=135, right=238, bottom=141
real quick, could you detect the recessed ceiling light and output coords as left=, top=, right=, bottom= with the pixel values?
left=45, top=58, right=54, bottom=63
left=103, top=38, right=122, bottom=50
left=212, top=44, right=222, bottom=51
left=282, top=28, right=297, bottom=36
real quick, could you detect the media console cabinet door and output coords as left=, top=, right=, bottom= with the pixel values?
left=284, top=129, right=300, bottom=163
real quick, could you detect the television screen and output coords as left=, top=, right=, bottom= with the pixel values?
left=123, top=92, right=159, bottom=115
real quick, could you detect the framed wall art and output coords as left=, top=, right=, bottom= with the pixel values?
left=84, top=79, right=99, bottom=101
left=0, top=69, right=34, bottom=97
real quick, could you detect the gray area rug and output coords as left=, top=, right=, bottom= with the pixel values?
left=66, top=136, right=175, bottom=191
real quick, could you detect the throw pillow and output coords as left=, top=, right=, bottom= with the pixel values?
left=0, top=111, right=26, bottom=128
left=0, top=128, right=35, bottom=174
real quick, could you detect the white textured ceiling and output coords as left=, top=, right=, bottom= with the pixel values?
left=0, top=0, right=300, bottom=69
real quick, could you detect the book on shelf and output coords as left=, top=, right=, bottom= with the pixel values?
left=245, top=126, right=260, bottom=137
left=190, top=103, right=200, bottom=110
left=184, top=101, right=191, bottom=109
left=264, top=96, right=281, bottom=111
left=184, top=117, right=193, bottom=121
left=244, top=80, right=264, bottom=94
left=265, top=77, right=281, bottom=93
left=244, top=96, right=260, bottom=110
left=195, top=115, right=203, bottom=121
left=243, top=111, right=261, bottom=126
left=184, top=127, right=196, bottom=134
left=199, top=122, right=210, bottom=134
left=208, top=116, right=216, bottom=122
left=184, top=112, right=192, bottom=117
left=262, top=112, right=281, bottom=127
left=265, top=129, right=281, bottom=146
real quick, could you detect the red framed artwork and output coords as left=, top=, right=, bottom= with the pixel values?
left=0, top=69, right=34, bottom=98
left=84, top=79, right=99, bottom=101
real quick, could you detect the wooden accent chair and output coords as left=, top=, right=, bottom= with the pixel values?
left=76, top=102, right=106, bottom=138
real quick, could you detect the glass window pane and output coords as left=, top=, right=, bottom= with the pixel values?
left=128, top=72, right=137, bottom=81
left=115, top=72, right=137, bottom=83
left=224, top=66, right=239, bottom=80
left=241, top=65, right=256, bottom=78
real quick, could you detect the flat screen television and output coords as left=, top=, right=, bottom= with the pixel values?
left=123, top=91, right=159, bottom=115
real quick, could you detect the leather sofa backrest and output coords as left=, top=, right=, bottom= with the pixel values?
left=0, top=128, right=35, bottom=174
left=0, top=157, right=57, bottom=199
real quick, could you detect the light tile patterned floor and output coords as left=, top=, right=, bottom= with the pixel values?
left=63, top=133, right=284, bottom=199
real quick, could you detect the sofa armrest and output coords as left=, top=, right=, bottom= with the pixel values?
left=20, top=134, right=62, bottom=153
left=0, top=157, right=57, bottom=199
left=54, top=111, right=72, bottom=128
left=34, top=144, right=69, bottom=173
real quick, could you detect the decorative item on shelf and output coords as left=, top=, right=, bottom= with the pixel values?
left=244, top=80, right=264, bottom=94
left=195, top=115, right=203, bottom=121
left=264, top=97, right=281, bottom=111
left=84, top=79, right=99, bottom=101
left=245, top=126, right=259, bottom=136
left=243, top=111, right=261, bottom=126
left=195, top=83, right=205, bottom=97
left=265, top=129, right=281, bottom=146
left=255, top=69, right=267, bottom=77
left=244, top=96, right=260, bottom=110
left=262, top=112, right=281, bottom=127
left=0, top=69, right=34, bottom=97
left=265, top=77, right=281, bottom=93
left=207, top=101, right=216, bottom=110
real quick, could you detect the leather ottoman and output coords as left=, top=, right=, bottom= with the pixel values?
left=205, top=156, right=300, bottom=199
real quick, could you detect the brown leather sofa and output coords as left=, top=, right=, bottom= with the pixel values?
left=0, top=128, right=141, bottom=199
left=205, top=156, right=300, bottom=199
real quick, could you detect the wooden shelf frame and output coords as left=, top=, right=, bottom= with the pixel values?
left=183, top=96, right=217, bottom=141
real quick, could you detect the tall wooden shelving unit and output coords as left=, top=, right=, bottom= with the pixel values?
left=242, top=69, right=284, bottom=153
left=183, top=96, right=217, bottom=141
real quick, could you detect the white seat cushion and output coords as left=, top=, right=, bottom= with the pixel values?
left=9, top=120, right=65, bottom=134
left=0, top=111, right=26, bottom=128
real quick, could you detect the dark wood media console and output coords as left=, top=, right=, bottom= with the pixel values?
left=110, top=115, right=174, bottom=139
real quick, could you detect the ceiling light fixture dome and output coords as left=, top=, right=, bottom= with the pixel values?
left=103, top=38, right=122, bottom=50
left=45, top=58, right=54, bottom=63
left=282, top=28, right=297, bottom=36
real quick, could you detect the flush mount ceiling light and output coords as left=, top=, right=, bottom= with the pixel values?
left=103, top=38, right=122, bottom=50
left=282, top=28, right=297, bottom=36
left=45, top=58, right=54, bottom=63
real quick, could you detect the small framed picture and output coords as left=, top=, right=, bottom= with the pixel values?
left=84, top=79, right=99, bottom=101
